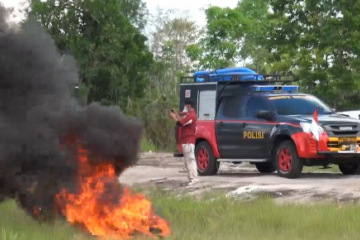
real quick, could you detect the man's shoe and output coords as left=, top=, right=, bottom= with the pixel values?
left=186, top=179, right=199, bottom=187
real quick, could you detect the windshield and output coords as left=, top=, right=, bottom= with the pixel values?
left=268, top=95, right=333, bottom=115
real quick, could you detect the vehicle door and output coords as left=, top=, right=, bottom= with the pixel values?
left=215, top=95, right=247, bottom=158
left=241, top=96, right=273, bottom=158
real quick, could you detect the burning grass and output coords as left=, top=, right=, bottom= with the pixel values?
left=2, top=190, right=360, bottom=240
left=54, top=147, right=169, bottom=239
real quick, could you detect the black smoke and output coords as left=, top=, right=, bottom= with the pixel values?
left=0, top=5, right=142, bottom=220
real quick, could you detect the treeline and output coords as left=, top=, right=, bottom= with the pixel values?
left=15, top=0, right=360, bottom=150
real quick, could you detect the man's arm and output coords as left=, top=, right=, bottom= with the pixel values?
left=170, top=109, right=187, bottom=117
left=169, top=111, right=182, bottom=122
left=170, top=112, right=194, bottom=127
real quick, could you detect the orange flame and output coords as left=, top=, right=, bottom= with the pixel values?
left=55, top=147, right=170, bottom=239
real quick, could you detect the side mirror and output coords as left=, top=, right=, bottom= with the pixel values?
left=256, top=110, right=273, bottom=120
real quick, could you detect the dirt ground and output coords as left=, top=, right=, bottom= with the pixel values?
left=120, top=152, right=360, bottom=204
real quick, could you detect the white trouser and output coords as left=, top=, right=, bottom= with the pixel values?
left=182, top=143, right=198, bottom=182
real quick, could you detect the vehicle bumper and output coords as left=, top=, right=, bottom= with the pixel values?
left=317, top=151, right=360, bottom=155
left=292, top=132, right=360, bottom=158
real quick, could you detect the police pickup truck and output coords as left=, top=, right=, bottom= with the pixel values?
left=174, top=67, right=360, bottom=179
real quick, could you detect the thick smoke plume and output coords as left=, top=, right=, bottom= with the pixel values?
left=0, top=5, right=142, bottom=218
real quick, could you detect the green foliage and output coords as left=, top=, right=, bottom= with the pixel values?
left=268, top=0, right=360, bottom=110
left=130, top=95, right=177, bottom=151
left=25, top=0, right=153, bottom=108
left=186, top=6, right=250, bottom=69
left=141, top=138, right=157, bottom=152
left=236, top=0, right=273, bottom=73
left=150, top=9, right=199, bottom=74
left=118, top=0, right=148, bottom=30
left=186, top=0, right=272, bottom=71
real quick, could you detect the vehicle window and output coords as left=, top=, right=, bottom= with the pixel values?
left=221, top=96, right=243, bottom=118
left=246, top=97, right=269, bottom=118
left=268, top=95, right=333, bottom=115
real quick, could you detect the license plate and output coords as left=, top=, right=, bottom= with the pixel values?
left=350, top=144, right=358, bottom=151
left=338, top=137, right=357, bottom=143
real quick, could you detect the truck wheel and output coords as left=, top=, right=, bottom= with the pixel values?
left=255, top=162, right=276, bottom=173
left=195, top=141, right=219, bottom=176
left=275, top=140, right=303, bottom=179
left=338, top=162, right=360, bottom=175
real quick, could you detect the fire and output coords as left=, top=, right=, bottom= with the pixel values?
left=55, top=147, right=170, bottom=239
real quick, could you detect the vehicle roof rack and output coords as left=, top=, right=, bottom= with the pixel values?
left=180, top=73, right=297, bottom=84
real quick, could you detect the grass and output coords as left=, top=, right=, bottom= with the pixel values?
left=2, top=190, right=360, bottom=240
left=140, top=138, right=177, bottom=153
left=140, top=138, right=157, bottom=152
left=0, top=200, right=89, bottom=240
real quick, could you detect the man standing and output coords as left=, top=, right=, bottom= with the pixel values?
left=169, top=99, right=199, bottom=186
left=177, top=106, right=188, bottom=173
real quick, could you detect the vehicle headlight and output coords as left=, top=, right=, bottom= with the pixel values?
left=300, top=122, right=324, bottom=135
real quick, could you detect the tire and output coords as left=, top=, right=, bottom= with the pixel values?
left=255, top=162, right=276, bottom=173
left=338, top=162, right=360, bottom=175
left=275, top=140, right=303, bottom=179
left=195, top=141, right=219, bottom=176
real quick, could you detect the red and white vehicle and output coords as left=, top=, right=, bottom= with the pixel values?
left=173, top=70, right=360, bottom=179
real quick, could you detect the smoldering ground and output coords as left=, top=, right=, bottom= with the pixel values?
left=0, top=5, right=142, bottom=219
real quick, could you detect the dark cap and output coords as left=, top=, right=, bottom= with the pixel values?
left=184, top=98, right=194, bottom=106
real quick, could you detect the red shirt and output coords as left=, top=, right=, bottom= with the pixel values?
left=178, top=109, right=197, bottom=144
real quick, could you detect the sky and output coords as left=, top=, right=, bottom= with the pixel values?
left=0, top=0, right=239, bottom=26
left=145, top=0, right=239, bottom=26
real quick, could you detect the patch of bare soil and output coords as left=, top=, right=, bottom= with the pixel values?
left=123, top=152, right=360, bottom=204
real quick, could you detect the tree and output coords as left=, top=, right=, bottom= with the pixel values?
left=132, top=9, right=200, bottom=149
left=119, top=0, right=148, bottom=30
left=268, top=0, right=360, bottom=109
left=186, top=6, right=250, bottom=69
left=236, top=0, right=273, bottom=73
left=149, top=9, right=199, bottom=73
left=146, top=8, right=201, bottom=97
left=186, top=0, right=273, bottom=71
left=25, top=0, right=153, bottom=108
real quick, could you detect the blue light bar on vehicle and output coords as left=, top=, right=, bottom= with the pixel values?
left=251, top=85, right=299, bottom=91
